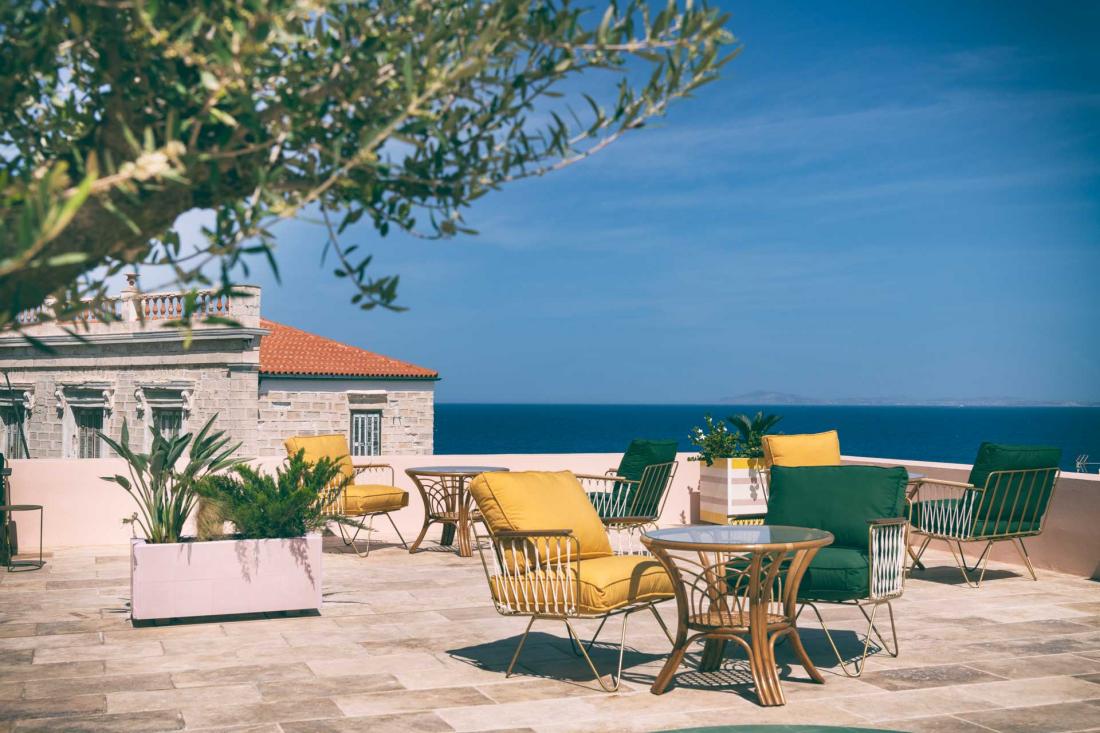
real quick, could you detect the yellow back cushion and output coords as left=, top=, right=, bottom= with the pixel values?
left=469, top=470, right=612, bottom=561
left=762, top=430, right=841, bottom=468
left=284, top=434, right=355, bottom=483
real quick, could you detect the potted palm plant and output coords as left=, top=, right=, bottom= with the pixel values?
left=101, top=417, right=344, bottom=622
left=690, top=412, right=782, bottom=523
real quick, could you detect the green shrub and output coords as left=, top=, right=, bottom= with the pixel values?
left=196, top=449, right=346, bottom=539
left=689, top=411, right=783, bottom=465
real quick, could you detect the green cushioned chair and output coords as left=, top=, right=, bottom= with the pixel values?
left=909, top=443, right=1061, bottom=587
left=576, top=439, right=678, bottom=533
left=747, top=465, right=910, bottom=677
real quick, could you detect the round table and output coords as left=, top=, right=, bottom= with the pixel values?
left=405, top=466, right=509, bottom=557
left=642, top=524, right=833, bottom=706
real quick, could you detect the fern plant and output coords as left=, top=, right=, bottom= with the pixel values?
left=100, top=415, right=242, bottom=543
left=195, top=450, right=346, bottom=539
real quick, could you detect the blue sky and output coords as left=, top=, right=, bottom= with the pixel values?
left=237, top=1, right=1099, bottom=404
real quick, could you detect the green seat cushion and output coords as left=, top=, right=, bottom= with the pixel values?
left=911, top=499, right=1041, bottom=538
left=968, top=443, right=1061, bottom=525
left=765, top=465, right=908, bottom=549
left=797, top=547, right=869, bottom=602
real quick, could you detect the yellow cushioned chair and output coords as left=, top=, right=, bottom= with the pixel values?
left=469, top=470, right=674, bottom=692
left=284, top=434, right=408, bottom=557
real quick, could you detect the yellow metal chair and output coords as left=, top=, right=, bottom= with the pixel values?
left=469, top=470, right=675, bottom=691
left=284, top=435, right=408, bottom=557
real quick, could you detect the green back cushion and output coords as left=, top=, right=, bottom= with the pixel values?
left=616, top=439, right=678, bottom=481
left=968, top=443, right=1061, bottom=523
left=765, top=465, right=908, bottom=549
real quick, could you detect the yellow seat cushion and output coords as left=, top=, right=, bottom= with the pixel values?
left=491, top=554, right=673, bottom=615
left=284, top=434, right=355, bottom=483
left=763, top=431, right=841, bottom=468
left=469, top=471, right=612, bottom=561
left=343, top=484, right=409, bottom=515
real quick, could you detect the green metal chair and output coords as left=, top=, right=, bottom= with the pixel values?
left=733, top=465, right=910, bottom=677
left=909, top=443, right=1061, bottom=587
left=574, top=439, right=678, bottom=536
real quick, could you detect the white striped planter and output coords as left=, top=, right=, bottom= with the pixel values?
left=698, top=458, right=768, bottom=524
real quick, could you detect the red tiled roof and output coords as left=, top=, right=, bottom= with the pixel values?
left=259, top=319, right=438, bottom=379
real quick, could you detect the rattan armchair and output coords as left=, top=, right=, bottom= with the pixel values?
left=909, top=443, right=1061, bottom=587
left=284, top=435, right=409, bottom=557
left=469, top=470, right=675, bottom=691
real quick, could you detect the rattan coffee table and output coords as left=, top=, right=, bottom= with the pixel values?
left=642, top=524, right=833, bottom=706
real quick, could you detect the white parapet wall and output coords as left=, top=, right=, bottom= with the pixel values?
left=5, top=452, right=1099, bottom=579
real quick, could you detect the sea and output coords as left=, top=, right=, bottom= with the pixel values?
left=434, top=404, right=1100, bottom=473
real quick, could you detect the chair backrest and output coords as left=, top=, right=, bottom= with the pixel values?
left=967, top=443, right=1062, bottom=529
left=469, top=470, right=612, bottom=562
left=629, top=461, right=678, bottom=519
left=765, top=465, right=908, bottom=550
left=615, top=439, right=678, bottom=481
left=762, top=430, right=841, bottom=468
left=283, top=435, right=355, bottom=515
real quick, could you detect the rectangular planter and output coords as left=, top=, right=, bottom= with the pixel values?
left=130, top=533, right=322, bottom=621
left=698, top=458, right=768, bottom=523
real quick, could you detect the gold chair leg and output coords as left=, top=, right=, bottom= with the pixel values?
left=1012, top=537, right=1038, bottom=581
left=339, top=514, right=376, bottom=558
left=648, top=603, right=675, bottom=646
left=383, top=512, right=409, bottom=550
left=908, top=535, right=931, bottom=573
left=506, top=616, right=538, bottom=678
left=564, top=612, right=631, bottom=692
left=804, top=601, right=895, bottom=678
left=947, top=539, right=993, bottom=588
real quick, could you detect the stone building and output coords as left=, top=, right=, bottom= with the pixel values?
left=0, top=283, right=437, bottom=459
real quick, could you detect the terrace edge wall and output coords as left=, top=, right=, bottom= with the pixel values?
left=6, top=452, right=1098, bottom=579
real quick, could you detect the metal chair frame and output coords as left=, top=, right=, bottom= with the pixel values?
left=576, top=460, right=678, bottom=530
left=473, top=525, right=673, bottom=692
left=329, top=463, right=408, bottom=558
left=908, top=467, right=1060, bottom=588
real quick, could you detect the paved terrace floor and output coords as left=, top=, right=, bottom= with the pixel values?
left=1, top=535, right=1099, bottom=733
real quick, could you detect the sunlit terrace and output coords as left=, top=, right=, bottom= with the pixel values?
left=2, top=452, right=1099, bottom=733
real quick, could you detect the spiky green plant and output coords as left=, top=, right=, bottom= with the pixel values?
left=195, top=450, right=346, bottom=540
left=727, top=411, right=783, bottom=459
left=99, top=415, right=242, bottom=543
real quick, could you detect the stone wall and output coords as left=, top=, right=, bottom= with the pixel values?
left=256, top=382, right=434, bottom=456
left=0, top=337, right=261, bottom=457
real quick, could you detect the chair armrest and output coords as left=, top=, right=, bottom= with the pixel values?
left=914, top=478, right=977, bottom=491
left=494, top=529, right=573, bottom=538
left=909, top=479, right=981, bottom=539
left=575, top=473, right=640, bottom=520
left=353, top=463, right=396, bottom=486
left=869, top=518, right=907, bottom=600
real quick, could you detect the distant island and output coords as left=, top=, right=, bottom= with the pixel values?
left=719, top=391, right=1100, bottom=408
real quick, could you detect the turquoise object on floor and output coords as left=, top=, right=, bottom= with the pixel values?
left=655, top=726, right=904, bottom=733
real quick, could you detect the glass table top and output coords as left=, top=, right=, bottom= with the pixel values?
left=406, top=466, right=511, bottom=475
left=645, top=524, right=832, bottom=547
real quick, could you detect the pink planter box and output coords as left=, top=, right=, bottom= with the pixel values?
left=130, top=534, right=323, bottom=621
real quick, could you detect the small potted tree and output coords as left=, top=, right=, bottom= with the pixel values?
left=690, top=412, right=782, bottom=524
left=102, top=417, right=343, bottom=622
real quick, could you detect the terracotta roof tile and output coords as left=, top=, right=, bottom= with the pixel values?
left=259, top=319, right=438, bottom=379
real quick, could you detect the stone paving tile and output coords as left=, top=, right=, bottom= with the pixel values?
left=11, top=709, right=183, bottom=732
left=874, top=714, right=1002, bottom=732
left=23, top=672, right=174, bottom=700
left=171, top=662, right=316, bottom=688
left=257, top=673, right=402, bottom=701
left=32, top=640, right=164, bottom=663
left=334, top=685, right=496, bottom=717
left=828, top=686, right=997, bottom=722
left=960, top=675, right=1100, bottom=708
left=0, top=693, right=107, bottom=722
left=105, top=683, right=262, bottom=715
left=280, top=711, right=454, bottom=732
left=0, top=660, right=105, bottom=683
left=860, top=663, right=1007, bottom=691
left=180, top=698, right=345, bottom=729
left=958, top=699, right=1100, bottom=733
left=966, top=653, right=1100, bottom=679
